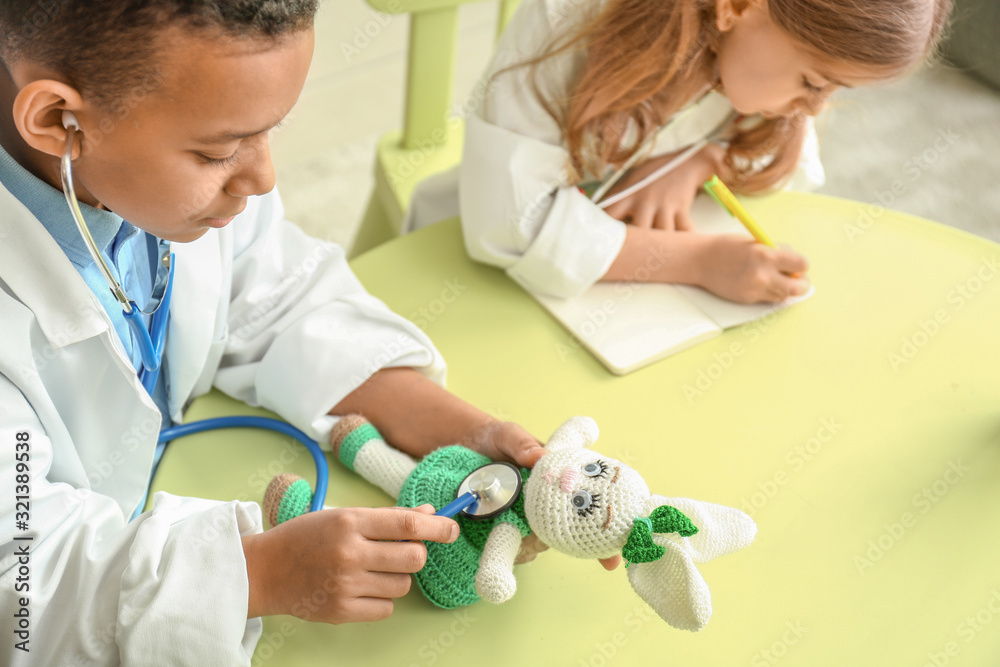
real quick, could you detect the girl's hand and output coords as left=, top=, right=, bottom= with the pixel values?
left=602, top=143, right=725, bottom=231
left=243, top=504, right=459, bottom=623
left=694, top=234, right=810, bottom=303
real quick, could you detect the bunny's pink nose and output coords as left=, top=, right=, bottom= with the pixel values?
left=541, top=466, right=581, bottom=493
left=559, top=468, right=580, bottom=493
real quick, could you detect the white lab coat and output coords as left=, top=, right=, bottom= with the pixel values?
left=0, top=183, right=445, bottom=665
left=406, top=0, right=824, bottom=299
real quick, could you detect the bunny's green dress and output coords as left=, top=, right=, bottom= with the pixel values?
left=397, top=445, right=532, bottom=608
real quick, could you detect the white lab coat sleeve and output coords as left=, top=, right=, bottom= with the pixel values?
left=458, top=0, right=626, bottom=299
left=460, top=115, right=627, bottom=298
left=216, top=190, right=446, bottom=444
left=0, top=376, right=263, bottom=666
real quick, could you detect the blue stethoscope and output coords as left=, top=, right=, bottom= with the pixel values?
left=60, top=112, right=328, bottom=520
left=60, top=112, right=519, bottom=525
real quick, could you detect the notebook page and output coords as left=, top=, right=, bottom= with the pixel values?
left=533, top=283, right=722, bottom=375
left=676, top=284, right=815, bottom=330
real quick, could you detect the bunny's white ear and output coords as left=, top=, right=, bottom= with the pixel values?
left=646, top=495, right=756, bottom=563
left=626, top=540, right=712, bottom=631
left=545, top=417, right=599, bottom=452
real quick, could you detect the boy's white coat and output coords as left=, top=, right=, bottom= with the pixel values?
left=409, top=0, right=825, bottom=299
left=0, top=184, right=445, bottom=665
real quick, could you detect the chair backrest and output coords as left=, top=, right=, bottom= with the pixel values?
left=365, top=0, right=522, bottom=151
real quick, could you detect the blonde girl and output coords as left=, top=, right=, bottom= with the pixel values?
left=456, top=0, right=952, bottom=303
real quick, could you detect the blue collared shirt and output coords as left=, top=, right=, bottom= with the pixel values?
left=0, top=143, right=171, bottom=424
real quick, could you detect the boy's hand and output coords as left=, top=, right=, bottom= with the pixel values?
left=602, top=143, right=725, bottom=232
left=460, top=420, right=620, bottom=571
left=243, top=504, right=458, bottom=623
left=461, top=419, right=544, bottom=469
left=695, top=234, right=810, bottom=303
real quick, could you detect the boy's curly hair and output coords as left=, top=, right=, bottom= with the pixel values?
left=0, top=1, right=318, bottom=108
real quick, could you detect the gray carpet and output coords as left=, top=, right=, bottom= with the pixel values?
left=816, top=63, right=1000, bottom=243
left=276, top=63, right=1000, bottom=249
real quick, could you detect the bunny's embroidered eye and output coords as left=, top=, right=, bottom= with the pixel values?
left=582, top=460, right=608, bottom=478
left=572, top=490, right=601, bottom=517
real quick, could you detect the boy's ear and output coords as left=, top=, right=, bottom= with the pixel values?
left=12, top=79, right=86, bottom=160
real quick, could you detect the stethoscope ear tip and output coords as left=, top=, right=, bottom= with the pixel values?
left=62, top=110, right=80, bottom=131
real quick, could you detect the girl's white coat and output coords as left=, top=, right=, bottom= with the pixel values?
left=407, top=0, right=824, bottom=298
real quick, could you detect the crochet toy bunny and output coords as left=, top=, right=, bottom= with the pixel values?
left=264, top=416, right=756, bottom=631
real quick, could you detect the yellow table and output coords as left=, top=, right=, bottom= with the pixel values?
left=154, top=192, right=1000, bottom=666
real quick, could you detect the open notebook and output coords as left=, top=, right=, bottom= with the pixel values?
left=531, top=196, right=813, bottom=375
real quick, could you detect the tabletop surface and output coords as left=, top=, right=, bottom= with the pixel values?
left=154, top=192, right=1000, bottom=666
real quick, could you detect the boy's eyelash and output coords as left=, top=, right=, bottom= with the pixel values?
left=201, top=152, right=240, bottom=168
left=199, top=120, right=282, bottom=167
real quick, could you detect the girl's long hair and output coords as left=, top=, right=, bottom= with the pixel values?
left=519, top=0, right=952, bottom=193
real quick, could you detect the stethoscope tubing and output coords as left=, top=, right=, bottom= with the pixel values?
left=435, top=491, right=479, bottom=518
left=60, top=119, right=134, bottom=314
left=594, top=139, right=710, bottom=209
left=58, top=121, right=329, bottom=522
left=132, top=416, right=330, bottom=521
left=61, top=117, right=172, bottom=381
left=590, top=110, right=738, bottom=209
left=132, top=254, right=174, bottom=393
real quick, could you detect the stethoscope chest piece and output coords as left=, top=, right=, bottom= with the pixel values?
left=457, top=462, right=523, bottom=520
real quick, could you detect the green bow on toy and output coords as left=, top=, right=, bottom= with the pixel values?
left=622, top=505, right=699, bottom=567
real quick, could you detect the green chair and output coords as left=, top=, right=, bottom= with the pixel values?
left=349, top=0, right=522, bottom=258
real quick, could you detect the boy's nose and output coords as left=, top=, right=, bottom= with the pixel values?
left=226, top=139, right=277, bottom=197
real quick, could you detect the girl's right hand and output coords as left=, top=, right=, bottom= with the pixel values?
left=242, top=504, right=459, bottom=623
left=694, top=234, right=810, bottom=304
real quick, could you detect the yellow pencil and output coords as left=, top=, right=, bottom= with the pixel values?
left=702, top=175, right=777, bottom=248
